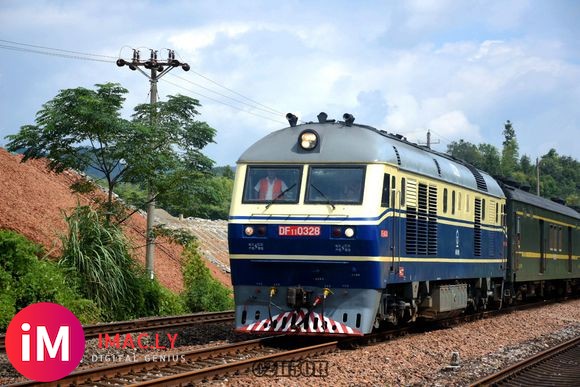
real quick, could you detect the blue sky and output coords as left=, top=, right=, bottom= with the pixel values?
left=0, top=0, right=579, bottom=166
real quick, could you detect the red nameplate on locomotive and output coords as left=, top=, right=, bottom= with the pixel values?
left=278, top=225, right=321, bottom=236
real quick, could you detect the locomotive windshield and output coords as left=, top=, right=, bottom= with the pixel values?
left=306, top=166, right=365, bottom=204
left=243, top=166, right=302, bottom=204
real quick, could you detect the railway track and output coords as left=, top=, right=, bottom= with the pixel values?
left=0, top=310, right=234, bottom=351
left=11, top=336, right=337, bottom=386
left=470, top=335, right=580, bottom=386
left=3, top=298, right=575, bottom=385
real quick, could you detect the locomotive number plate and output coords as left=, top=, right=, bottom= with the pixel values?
left=278, top=225, right=321, bottom=237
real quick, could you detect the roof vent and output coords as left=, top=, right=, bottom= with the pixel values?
left=466, top=165, right=488, bottom=192
left=432, top=158, right=442, bottom=177
left=392, top=146, right=401, bottom=166
left=551, top=197, right=566, bottom=205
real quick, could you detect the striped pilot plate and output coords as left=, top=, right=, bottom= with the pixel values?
left=237, top=309, right=362, bottom=336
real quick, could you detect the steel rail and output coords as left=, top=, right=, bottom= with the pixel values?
left=469, top=335, right=580, bottom=386
left=0, top=310, right=234, bottom=351
left=131, top=341, right=339, bottom=386
left=10, top=336, right=285, bottom=387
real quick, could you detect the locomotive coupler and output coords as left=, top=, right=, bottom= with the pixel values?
left=287, top=287, right=311, bottom=308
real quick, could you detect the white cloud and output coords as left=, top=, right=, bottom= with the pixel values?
left=0, top=0, right=579, bottom=166
left=429, top=111, right=482, bottom=143
left=169, top=24, right=252, bottom=58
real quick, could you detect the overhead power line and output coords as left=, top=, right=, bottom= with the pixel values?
left=0, top=38, right=117, bottom=59
left=161, top=77, right=286, bottom=125
left=0, top=43, right=115, bottom=63
left=181, top=69, right=286, bottom=116
left=0, top=39, right=285, bottom=123
left=168, top=73, right=283, bottom=118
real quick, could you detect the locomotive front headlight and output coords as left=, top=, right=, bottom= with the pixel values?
left=244, top=226, right=255, bottom=236
left=299, top=130, right=319, bottom=150
left=344, top=227, right=355, bottom=238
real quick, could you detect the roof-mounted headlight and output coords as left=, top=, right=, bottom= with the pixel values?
left=299, top=130, right=319, bottom=150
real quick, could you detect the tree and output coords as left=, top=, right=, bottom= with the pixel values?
left=520, top=155, right=533, bottom=175
left=478, top=143, right=502, bottom=177
left=6, top=83, right=130, bottom=216
left=5, top=83, right=217, bottom=223
left=501, top=120, right=519, bottom=177
left=446, top=140, right=482, bottom=168
left=157, top=175, right=233, bottom=220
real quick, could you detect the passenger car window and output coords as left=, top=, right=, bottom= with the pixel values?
left=306, top=166, right=365, bottom=204
left=243, top=166, right=302, bottom=204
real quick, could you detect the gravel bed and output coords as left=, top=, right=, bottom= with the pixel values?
left=223, top=299, right=580, bottom=386
left=1, top=300, right=578, bottom=386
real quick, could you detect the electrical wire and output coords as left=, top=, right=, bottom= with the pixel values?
left=174, top=52, right=285, bottom=117
left=169, top=73, right=283, bottom=118
left=0, top=39, right=288, bottom=124
left=161, top=77, right=287, bottom=125
left=0, top=44, right=115, bottom=63
left=428, top=129, right=454, bottom=145
left=0, top=38, right=117, bottom=59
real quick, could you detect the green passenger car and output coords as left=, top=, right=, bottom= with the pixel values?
left=503, top=184, right=580, bottom=299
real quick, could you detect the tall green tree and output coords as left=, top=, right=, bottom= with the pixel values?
left=501, top=120, right=519, bottom=177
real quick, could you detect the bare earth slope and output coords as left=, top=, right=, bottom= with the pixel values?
left=0, top=147, right=230, bottom=292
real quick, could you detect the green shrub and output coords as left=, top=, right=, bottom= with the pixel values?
left=0, top=268, right=16, bottom=329
left=135, top=274, right=186, bottom=317
left=64, top=299, right=102, bottom=324
left=0, top=229, right=43, bottom=277
left=0, top=229, right=98, bottom=330
left=182, top=242, right=233, bottom=312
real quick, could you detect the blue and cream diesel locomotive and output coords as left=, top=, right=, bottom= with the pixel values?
left=228, top=113, right=579, bottom=336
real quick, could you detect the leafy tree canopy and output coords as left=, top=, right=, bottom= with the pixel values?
left=5, top=83, right=217, bottom=220
left=447, top=121, right=579, bottom=207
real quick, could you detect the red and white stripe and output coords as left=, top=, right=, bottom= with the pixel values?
left=238, top=309, right=362, bottom=336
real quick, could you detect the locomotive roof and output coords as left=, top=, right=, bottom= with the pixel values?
left=238, top=122, right=505, bottom=198
left=502, top=184, right=580, bottom=220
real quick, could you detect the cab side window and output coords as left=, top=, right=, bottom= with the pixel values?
left=381, top=173, right=390, bottom=207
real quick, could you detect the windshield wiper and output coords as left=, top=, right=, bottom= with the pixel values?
left=265, top=183, right=296, bottom=209
left=310, top=183, right=336, bottom=210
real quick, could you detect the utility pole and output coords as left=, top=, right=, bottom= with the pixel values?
left=536, top=157, right=541, bottom=196
left=116, top=49, right=190, bottom=279
left=419, top=129, right=440, bottom=149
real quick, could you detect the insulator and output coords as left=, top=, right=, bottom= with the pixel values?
left=182, top=63, right=190, bottom=71
left=116, top=59, right=126, bottom=67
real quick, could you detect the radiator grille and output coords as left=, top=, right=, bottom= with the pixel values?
left=406, top=182, right=438, bottom=256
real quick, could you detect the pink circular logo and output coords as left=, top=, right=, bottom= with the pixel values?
left=5, top=302, right=85, bottom=382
